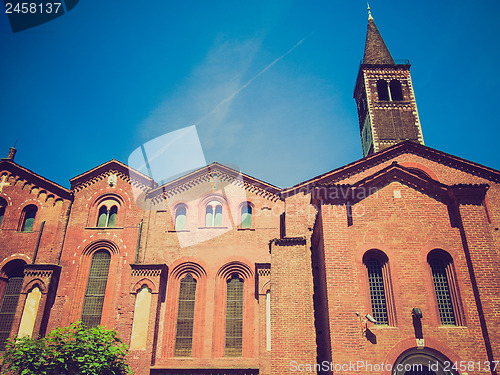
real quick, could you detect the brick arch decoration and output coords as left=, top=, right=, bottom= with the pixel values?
left=21, top=278, right=48, bottom=294
left=399, top=161, right=439, bottom=181
left=216, top=261, right=254, bottom=280
left=131, top=278, right=157, bottom=294
left=170, top=261, right=207, bottom=280
left=0, top=255, right=30, bottom=277
left=81, top=239, right=120, bottom=257
left=260, top=279, right=270, bottom=294
left=384, top=338, right=463, bottom=375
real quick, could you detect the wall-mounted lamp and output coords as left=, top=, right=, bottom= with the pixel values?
left=412, top=307, right=423, bottom=319
left=356, top=312, right=377, bottom=337
left=365, top=314, right=377, bottom=323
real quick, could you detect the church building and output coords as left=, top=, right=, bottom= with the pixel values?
left=0, top=10, right=499, bottom=375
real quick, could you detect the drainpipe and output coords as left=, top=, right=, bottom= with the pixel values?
left=32, top=221, right=45, bottom=264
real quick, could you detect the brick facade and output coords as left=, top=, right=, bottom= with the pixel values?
left=0, top=14, right=499, bottom=375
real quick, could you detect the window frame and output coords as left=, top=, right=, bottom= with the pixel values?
left=0, top=259, right=26, bottom=350
left=376, top=79, right=390, bottom=101
left=174, top=273, right=197, bottom=357
left=427, top=249, right=463, bottom=326
left=225, top=274, right=244, bottom=357
left=0, top=197, right=7, bottom=229
left=239, top=202, right=253, bottom=229
left=18, top=204, right=38, bottom=232
left=204, top=199, right=224, bottom=227
left=164, top=262, right=207, bottom=359
left=362, top=250, right=396, bottom=326
left=81, top=249, right=111, bottom=328
left=213, top=262, right=254, bottom=358
left=174, top=205, right=187, bottom=231
left=88, top=194, right=124, bottom=229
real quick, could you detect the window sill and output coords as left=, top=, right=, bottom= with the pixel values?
left=85, top=227, right=124, bottom=230
left=16, top=230, right=35, bottom=233
left=369, top=324, right=397, bottom=329
left=237, top=228, right=255, bottom=231
left=168, top=230, right=190, bottom=233
left=198, top=226, right=229, bottom=229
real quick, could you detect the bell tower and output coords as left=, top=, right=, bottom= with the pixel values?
left=354, top=7, right=424, bottom=156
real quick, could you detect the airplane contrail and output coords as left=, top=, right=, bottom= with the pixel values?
left=194, top=32, right=313, bottom=126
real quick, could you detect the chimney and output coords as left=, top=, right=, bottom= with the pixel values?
left=7, top=147, right=16, bottom=161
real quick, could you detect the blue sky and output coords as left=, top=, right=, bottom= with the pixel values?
left=1, top=1, right=499, bottom=188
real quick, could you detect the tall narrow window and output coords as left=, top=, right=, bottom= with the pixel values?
left=174, top=274, right=197, bottom=356
left=107, top=206, right=118, bottom=228
left=82, top=250, right=111, bottom=328
left=0, top=197, right=7, bottom=228
left=214, top=205, right=222, bottom=226
left=428, top=252, right=457, bottom=325
left=225, top=275, right=244, bottom=357
left=205, top=206, right=213, bottom=227
left=0, top=261, right=25, bottom=350
left=390, top=79, right=403, bottom=100
left=241, top=204, right=252, bottom=229
left=97, top=206, right=108, bottom=227
left=266, top=290, right=271, bottom=351
left=20, top=205, right=37, bottom=232
left=175, top=206, right=186, bottom=230
left=376, top=80, right=390, bottom=101
left=366, top=258, right=389, bottom=324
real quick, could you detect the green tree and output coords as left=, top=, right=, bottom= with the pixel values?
left=1, top=322, right=133, bottom=375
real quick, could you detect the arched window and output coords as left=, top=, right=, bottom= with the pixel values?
left=97, top=206, right=108, bottom=227
left=0, top=260, right=25, bottom=350
left=225, top=275, right=244, bottom=357
left=390, top=79, right=404, bottom=100
left=108, top=206, right=118, bottom=227
left=175, top=206, right=187, bottom=230
left=241, top=204, right=252, bottom=229
left=20, top=205, right=37, bottom=232
left=205, top=201, right=222, bottom=227
left=0, top=197, right=7, bottom=229
left=363, top=250, right=394, bottom=325
left=174, top=274, right=197, bottom=357
left=377, top=80, right=390, bottom=101
left=81, top=250, right=111, bottom=328
left=428, top=250, right=461, bottom=325
left=96, top=205, right=118, bottom=228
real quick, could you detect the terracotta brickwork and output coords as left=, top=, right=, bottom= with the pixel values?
left=0, top=14, right=499, bottom=375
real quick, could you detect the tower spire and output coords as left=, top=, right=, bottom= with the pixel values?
left=354, top=12, right=424, bottom=156
left=363, top=7, right=395, bottom=65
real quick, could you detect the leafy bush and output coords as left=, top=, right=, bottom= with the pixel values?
left=1, top=322, right=133, bottom=375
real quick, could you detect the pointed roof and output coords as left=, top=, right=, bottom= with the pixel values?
left=0, top=158, right=72, bottom=199
left=147, top=161, right=282, bottom=202
left=362, top=8, right=395, bottom=65
left=282, top=141, right=500, bottom=198
left=69, top=159, right=156, bottom=191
